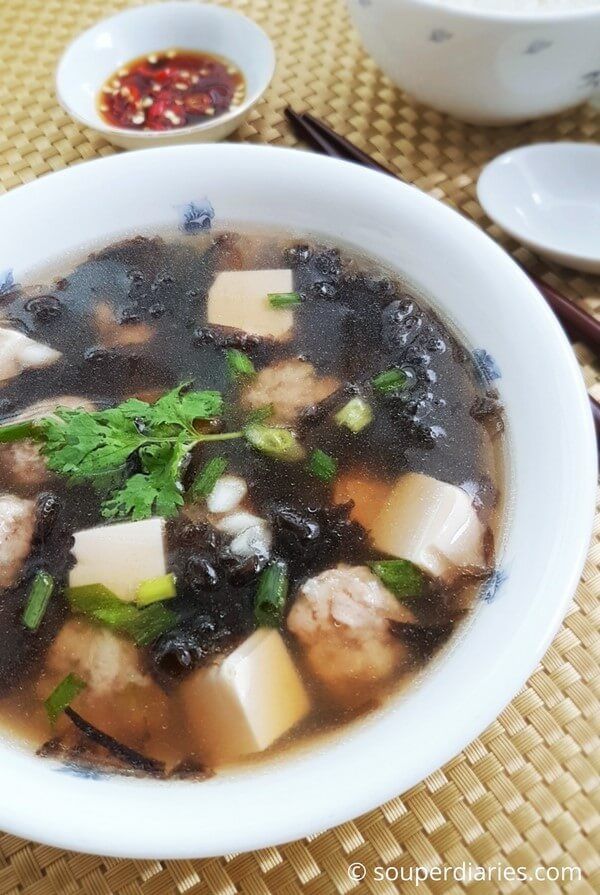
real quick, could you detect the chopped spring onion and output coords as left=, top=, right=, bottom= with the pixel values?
left=67, top=583, right=139, bottom=626
left=255, top=560, right=289, bottom=627
left=66, top=584, right=176, bottom=646
left=0, top=419, right=38, bottom=444
left=136, top=572, right=177, bottom=607
left=245, top=423, right=305, bottom=462
left=369, top=559, right=425, bottom=600
left=335, top=397, right=373, bottom=433
left=22, top=570, right=54, bottom=631
left=126, top=602, right=178, bottom=647
left=226, top=348, right=256, bottom=379
left=191, top=456, right=228, bottom=499
left=268, top=291, right=301, bottom=309
left=307, top=448, right=338, bottom=483
left=372, top=368, right=408, bottom=395
left=45, top=673, right=86, bottom=725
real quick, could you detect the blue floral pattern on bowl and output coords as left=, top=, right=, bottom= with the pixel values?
left=181, top=200, right=215, bottom=234
left=430, top=28, right=453, bottom=43
left=56, top=761, right=109, bottom=781
left=481, top=569, right=507, bottom=604
left=582, top=70, right=600, bottom=90
left=0, top=268, right=16, bottom=296
left=472, top=349, right=501, bottom=384
left=525, top=39, right=553, bottom=55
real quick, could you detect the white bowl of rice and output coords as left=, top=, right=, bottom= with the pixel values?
left=346, top=0, right=600, bottom=124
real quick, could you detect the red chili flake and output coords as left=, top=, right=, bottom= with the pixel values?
left=98, top=49, right=245, bottom=131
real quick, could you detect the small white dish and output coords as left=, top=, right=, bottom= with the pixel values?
left=55, top=2, right=275, bottom=149
left=478, top=143, right=600, bottom=274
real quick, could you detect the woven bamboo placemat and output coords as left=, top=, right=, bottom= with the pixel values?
left=0, top=0, right=599, bottom=891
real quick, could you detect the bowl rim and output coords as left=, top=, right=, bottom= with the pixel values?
left=387, top=0, right=600, bottom=23
left=55, top=1, right=276, bottom=139
left=0, top=144, right=595, bottom=858
left=478, top=142, right=600, bottom=266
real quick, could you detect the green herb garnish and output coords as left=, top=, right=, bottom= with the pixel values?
left=246, top=403, right=275, bottom=425
left=136, top=573, right=177, bottom=607
left=335, top=397, right=373, bottom=433
left=125, top=602, right=178, bottom=646
left=0, top=419, right=37, bottom=444
left=45, top=673, right=86, bottom=725
left=268, top=291, right=301, bottom=309
left=372, top=368, right=408, bottom=395
left=191, top=456, right=228, bottom=500
left=226, top=348, right=256, bottom=380
left=0, top=384, right=244, bottom=522
left=369, top=559, right=425, bottom=600
left=22, top=570, right=54, bottom=631
left=66, top=584, right=176, bottom=645
left=255, top=560, right=289, bottom=627
left=307, top=448, right=338, bottom=483
left=245, top=423, right=305, bottom=462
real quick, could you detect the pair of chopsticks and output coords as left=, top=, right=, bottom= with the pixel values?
left=285, top=108, right=600, bottom=443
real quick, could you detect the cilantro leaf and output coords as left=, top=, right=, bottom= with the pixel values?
left=39, top=408, right=145, bottom=480
left=36, top=387, right=229, bottom=521
left=149, top=384, right=223, bottom=429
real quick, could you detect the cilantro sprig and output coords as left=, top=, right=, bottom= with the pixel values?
left=4, top=384, right=239, bottom=521
left=0, top=383, right=307, bottom=521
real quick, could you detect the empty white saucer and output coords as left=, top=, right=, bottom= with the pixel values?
left=477, top=143, right=600, bottom=274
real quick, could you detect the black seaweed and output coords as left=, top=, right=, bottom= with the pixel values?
left=64, top=707, right=165, bottom=776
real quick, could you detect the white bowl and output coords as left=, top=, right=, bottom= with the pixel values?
left=55, top=2, right=275, bottom=149
left=346, top=0, right=600, bottom=125
left=478, top=142, right=600, bottom=274
left=0, top=145, right=595, bottom=858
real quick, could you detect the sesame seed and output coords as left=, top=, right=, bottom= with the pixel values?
left=118, top=67, right=128, bottom=77
left=175, top=82, right=187, bottom=90
left=148, top=53, right=158, bottom=64
left=142, top=97, right=153, bottom=108
left=191, top=75, right=199, bottom=84
left=164, top=109, right=181, bottom=125
left=205, top=107, right=215, bottom=116
left=131, top=112, right=145, bottom=125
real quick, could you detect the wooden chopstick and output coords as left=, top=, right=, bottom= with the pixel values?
left=286, top=106, right=600, bottom=445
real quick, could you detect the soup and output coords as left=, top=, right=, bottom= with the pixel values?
left=0, top=231, right=504, bottom=777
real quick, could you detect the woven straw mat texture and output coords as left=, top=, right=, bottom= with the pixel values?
left=0, top=0, right=599, bottom=892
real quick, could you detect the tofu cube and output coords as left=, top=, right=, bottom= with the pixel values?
left=207, top=269, right=294, bottom=340
left=371, top=473, right=487, bottom=581
left=180, top=628, right=311, bottom=765
left=69, top=517, right=167, bottom=601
